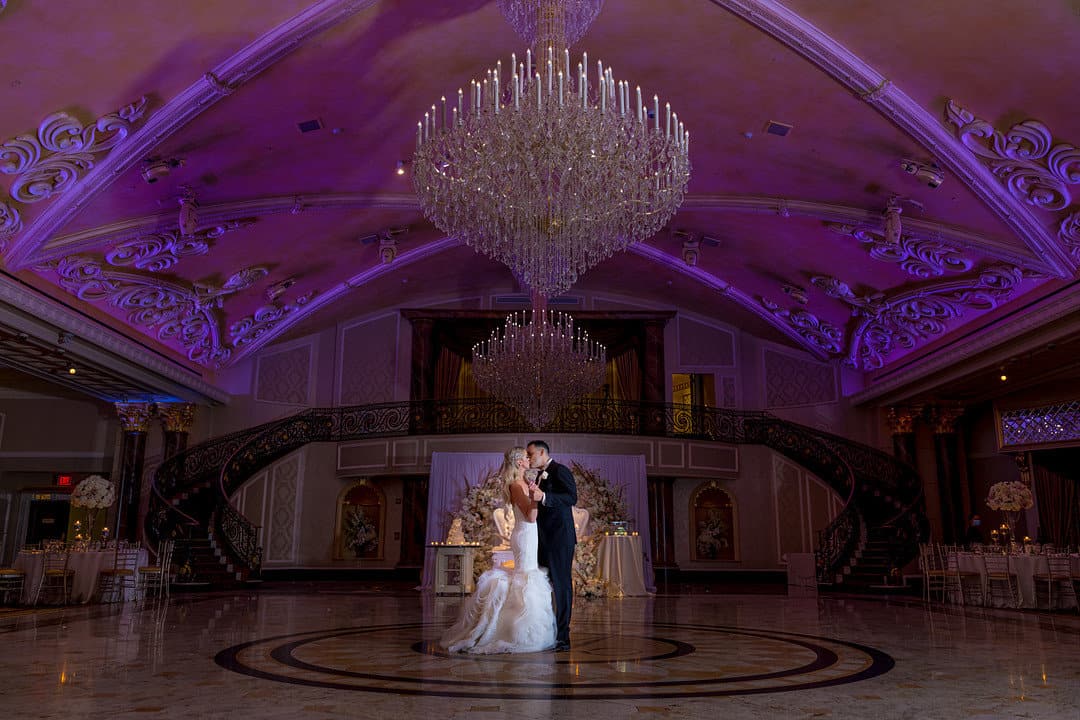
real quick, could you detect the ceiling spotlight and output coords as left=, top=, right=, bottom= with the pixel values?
left=395, top=160, right=406, bottom=176
left=67, top=365, right=77, bottom=375
left=999, top=367, right=1007, bottom=382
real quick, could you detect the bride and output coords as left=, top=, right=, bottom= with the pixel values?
left=440, top=447, right=556, bottom=654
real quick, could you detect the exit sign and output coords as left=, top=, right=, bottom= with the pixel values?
left=56, top=474, right=73, bottom=486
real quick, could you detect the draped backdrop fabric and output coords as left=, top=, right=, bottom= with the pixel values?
left=420, top=452, right=654, bottom=592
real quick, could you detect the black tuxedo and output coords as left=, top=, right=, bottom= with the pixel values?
left=535, top=459, right=577, bottom=644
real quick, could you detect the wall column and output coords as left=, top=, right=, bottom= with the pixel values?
left=114, top=402, right=152, bottom=543
left=158, top=403, right=197, bottom=460
left=930, top=406, right=965, bottom=545
left=888, top=405, right=942, bottom=540
left=647, top=477, right=677, bottom=578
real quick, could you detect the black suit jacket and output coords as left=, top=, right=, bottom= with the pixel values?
left=536, top=459, right=578, bottom=547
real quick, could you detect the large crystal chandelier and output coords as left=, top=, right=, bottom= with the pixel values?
left=413, top=0, right=690, bottom=299
left=473, top=304, right=606, bottom=428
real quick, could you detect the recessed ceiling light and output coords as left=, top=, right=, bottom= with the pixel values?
left=297, top=118, right=323, bottom=133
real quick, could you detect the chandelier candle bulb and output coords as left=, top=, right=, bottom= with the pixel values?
left=666, top=103, right=671, bottom=139
left=558, top=71, right=564, bottom=106
left=654, top=95, right=659, bottom=132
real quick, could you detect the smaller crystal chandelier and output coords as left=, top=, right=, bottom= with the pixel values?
left=473, top=305, right=606, bottom=428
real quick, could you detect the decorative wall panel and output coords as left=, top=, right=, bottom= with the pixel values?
left=718, top=376, right=738, bottom=409
left=999, top=401, right=1080, bottom=449
left=266, top=454, right=301, bottom=563
left=763, top=349, right=837, bottom=408
left=338, top=314, right=398, bottom=406
left=678, top=316, right=735, bottom=367
left=255, top=343, right=313, bottom=405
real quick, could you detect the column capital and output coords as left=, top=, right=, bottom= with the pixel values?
left=115, top=401, right=153, bottom=433
left=885, top=406, right=919, bottom=435
left=157, top=402, right=197, bottom=433
left=1014, top=452, right=1032, bottom=484
left=929, top=405, right=964, bottom=434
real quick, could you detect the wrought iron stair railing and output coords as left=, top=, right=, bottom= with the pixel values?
left=146, top=399, right=927, bottom=586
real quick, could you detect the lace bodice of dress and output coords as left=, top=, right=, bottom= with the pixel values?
left=509, top=503, right=538, bottom=572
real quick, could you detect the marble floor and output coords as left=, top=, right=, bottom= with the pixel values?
left=1, top=584, right=1078, bottom=719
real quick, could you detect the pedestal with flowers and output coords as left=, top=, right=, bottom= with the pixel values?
left=986, top=480, right=1034, bottom=546
left=71, top=475, right=117, bottom=544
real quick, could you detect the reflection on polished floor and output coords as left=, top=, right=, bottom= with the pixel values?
left=2, top=584, right=1078, bottom=718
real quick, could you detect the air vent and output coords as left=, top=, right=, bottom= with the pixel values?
left=297, top=118, right=323, bottom=133
left=765, top=120, right=793, bottom=137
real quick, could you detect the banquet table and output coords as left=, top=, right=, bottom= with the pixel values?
left=597, top=534, right=651, bottom=596
left=14, top=548, right=148, bottom=604
left=951, top=551, right=1080, bottom=609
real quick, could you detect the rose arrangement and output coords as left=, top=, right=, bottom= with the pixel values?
left=71, top=475, right=116, bottom=509
left=345, top=508, right=378, bottom=556
left=986, top=481, right=1033, bottom=513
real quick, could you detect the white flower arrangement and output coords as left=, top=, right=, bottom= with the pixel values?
left=345, top=508, right=378, bottom=556
left=695, top=514, right=730, bottom=559
left=570, top=462, right=628, bottom=598
left=71, top=475, right=116, bottom=509
left=451, top=466, right=505, bottom=580
left=986, top=480, right=1033, bottom=512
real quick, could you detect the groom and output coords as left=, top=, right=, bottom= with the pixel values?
left=526, top=440, right=577, bottom=652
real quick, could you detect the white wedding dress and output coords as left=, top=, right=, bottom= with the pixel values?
left=440, top=503, right=557, bottom=654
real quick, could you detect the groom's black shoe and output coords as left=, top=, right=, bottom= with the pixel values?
left=554, top=640, right=571, bottom=652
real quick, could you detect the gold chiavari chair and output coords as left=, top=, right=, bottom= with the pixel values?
left=982, top=553, right=1018, bottom=608
left=1033, top=554, right=1077, bottom=611
left=943, top=547, right=982, bottom=606
left=0, top=566, right=25, bottom=605
left=98, top=546, right=141, bottom=603
left=920, top=543, right=946, bottom=602
left=138, top=539, right=175, bottom=600
left=36, top=544, right=74, bottom=605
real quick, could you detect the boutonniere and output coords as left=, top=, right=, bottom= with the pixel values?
left=540, top=471, right=549, bottom=481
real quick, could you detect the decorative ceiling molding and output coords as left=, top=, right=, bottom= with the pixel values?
left=104, top=218, right=254, bottom=272
left=32, top=191, right=1044, bottom=271
left=826, top=223, right=974, bottom=278
left=628, top=242, right=830, bottom=359
left=759, top=296, right=844, bottom=355
left=3, top=0, right=379, bottom=269
left=225, top=235, right=460, bottom=365
left=946, top=100, right=1080, bottom=262
left=709, top=0, right=1075, bottom=276
left=851, top=281, right=1080, bottom=406
left=0, top=200, right=20, bottom=250
left=813, top=264, right=1030, bottom=370
left=0, top=274, right=228, bottom=402
left=0, top=98, right=147, bottom=204
left=36, top=252, right=288, bottom=368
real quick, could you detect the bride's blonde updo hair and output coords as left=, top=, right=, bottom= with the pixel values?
left=500, top=446, right=527, bottom=504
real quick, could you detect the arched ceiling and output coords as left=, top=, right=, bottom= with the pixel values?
left=0, top=0, right=1078, bottom=404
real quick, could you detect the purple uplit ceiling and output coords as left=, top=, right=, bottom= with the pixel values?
left=1, top=0, right=1078, bottom=399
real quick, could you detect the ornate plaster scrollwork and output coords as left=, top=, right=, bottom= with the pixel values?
left=104, top=220, right=253, bottom=272
left=37, top=251, right=274, bottom=367
left=0, top=98, right=148, bottom=204
left=823, top=264, right=1027, bottom=370
left=0, top=200, right=21, bottom=249
left=230, top=293, right=314, bottom=349
left=759, top=297, right=843, bottom=354
left=1060, top=211, right=1080, bottom=260
left=946, top=100, right=1080, bottom=214
left=826, top=222, right=974, bottom=278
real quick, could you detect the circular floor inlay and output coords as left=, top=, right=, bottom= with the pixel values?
left=215, top=621, right=894, bottom=699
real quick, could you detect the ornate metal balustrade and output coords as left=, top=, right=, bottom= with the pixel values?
left=147, top=398, right=927, bottom=584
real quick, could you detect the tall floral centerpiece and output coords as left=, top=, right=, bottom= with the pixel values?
left=451, top=466, right=506, bottom=581
left=71, top=475, right=116, bottom=542
left=569, top=462, right=628, bottom=598
left=986, top=480, right=1033, bottom=544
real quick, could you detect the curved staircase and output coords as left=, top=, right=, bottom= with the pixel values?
left=145, top=400, right=927, bottom=590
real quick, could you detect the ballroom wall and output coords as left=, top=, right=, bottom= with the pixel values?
left=230, top=433, right=841, bottom=573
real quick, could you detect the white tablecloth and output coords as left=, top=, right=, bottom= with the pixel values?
left=15, top=548, right=148, bottom=604
left=597, top=535, right=650, bottom=597
left=952, top=552, right=1080, bottom=609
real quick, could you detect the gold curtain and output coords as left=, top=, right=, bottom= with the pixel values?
left=1032, top=458, right=1080, bottom=547
left=434, top=346, right=462, bottom=400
